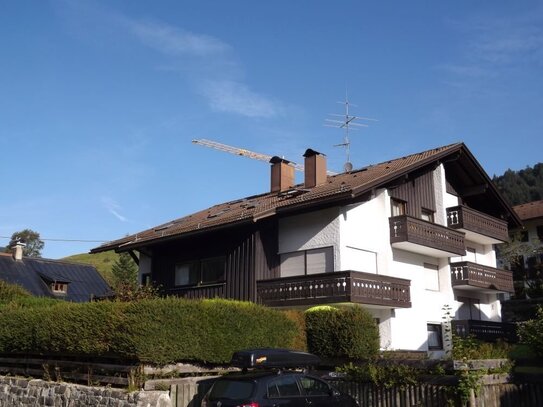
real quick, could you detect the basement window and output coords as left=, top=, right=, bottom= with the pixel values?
left=427, top=323, right=443, bottom=350
left=175, top=256, right=225, bottom=287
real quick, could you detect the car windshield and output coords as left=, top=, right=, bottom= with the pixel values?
left=208, top=379, right=255, bottom=401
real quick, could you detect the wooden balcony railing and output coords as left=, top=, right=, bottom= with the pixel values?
left=450, top=261, right=514, bottom=293
left=446, top=206, right=508, bottom=243
left=163, top=282, right=226, bottom=299
left=389, top=215, right=465, bottom=256
left=452, top=320, right=517, bottom=342
left=257, top=270, right=411, bottom=308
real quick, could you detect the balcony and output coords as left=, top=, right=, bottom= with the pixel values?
left=450, top=261, right=514, bottom=293
left=257, top=270, right=411, bottom=309
left=389, top=215, right=465, bottom=257
left=446, top=205, right=508, bottom=244
left=163, top=282, right=226, bottom=299
left=452, top=320, right=517, bottom=342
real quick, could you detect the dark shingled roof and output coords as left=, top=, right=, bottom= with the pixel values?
left=513, top=200, right=543, bottom=221
left=92, top=142, right=520, bottom=253
left=0, top=253, right=112, bottom=302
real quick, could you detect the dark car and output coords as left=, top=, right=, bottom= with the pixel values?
left=201, top=349, right=358, bottom=407
left=200, top=370, right=358, bottom=407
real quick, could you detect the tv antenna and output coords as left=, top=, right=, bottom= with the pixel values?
left=325, top=94, right=377, bottom=172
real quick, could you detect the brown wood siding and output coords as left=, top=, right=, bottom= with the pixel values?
left=150, top=222, right=279, bottom=302
left=389, top=170, right=436, bottom=218
left=151, top=225, right=257, bottom=301
left=254, top=220, right=280, bottom=282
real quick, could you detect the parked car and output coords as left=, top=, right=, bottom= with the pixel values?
left=201, top=349, right=358, bottom=407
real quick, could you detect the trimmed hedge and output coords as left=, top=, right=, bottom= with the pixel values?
left=305, top=305, right=379, bottom=360
left=0, top=298, right=300, bottom=365
left=0, top=281, right=31, bottom=302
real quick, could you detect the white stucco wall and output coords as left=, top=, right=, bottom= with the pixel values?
left=275, top=164, right=504, bottom=352
left=278, top=207, right=341, bottom=271
left=339, top=189, right=390, bottom=274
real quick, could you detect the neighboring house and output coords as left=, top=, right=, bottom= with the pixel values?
left=92, top=142, right=521, bottom=355
left=0, top=242, right=112, bottom=302
left=509, top=200, right=543, bottom=296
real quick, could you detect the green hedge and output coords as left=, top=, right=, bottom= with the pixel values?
left=0, top=298, right=300, bottom=365
left=305, top=305, right=379, bottom=360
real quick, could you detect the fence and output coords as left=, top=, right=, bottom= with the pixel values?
left=0, top=354, right=142, bottom=388
left=169, top=378, right=543, bottom=407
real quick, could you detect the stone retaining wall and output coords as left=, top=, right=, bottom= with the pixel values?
left=0, top=376, right=171, bottom=407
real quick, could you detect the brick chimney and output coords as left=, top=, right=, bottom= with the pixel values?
left=303, top=148, right=327, bottom=188
left=12, top=241, right=26, bottom=261
left=270, top=156, right=295, bottom=193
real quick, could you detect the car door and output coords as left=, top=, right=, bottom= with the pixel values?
left=265, top=375, right=307, bottom=407
left=297, top=375, right=345, bottom=407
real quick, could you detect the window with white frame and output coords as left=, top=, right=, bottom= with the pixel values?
left=423, top=263, right=440, bottom=291
left=280, top=247, right=333, bottom=277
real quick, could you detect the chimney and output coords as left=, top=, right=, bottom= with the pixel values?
left=303, top=148, right=327, bottom=188
left=270, top=156, right=295, bottom=193
left=12, top=240, right=26, bottom=261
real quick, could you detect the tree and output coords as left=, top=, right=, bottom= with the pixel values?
left=497, top=236, right=543, bottom=299
left=6, top=229, right=44, bottom=258
left=110, top=252, right=138, bottom=290
left=518, top=307, right=543, bottom=356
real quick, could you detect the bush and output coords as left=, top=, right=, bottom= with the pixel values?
left=0, top=297, right=300, bottom=365
left=0, top=281, right=31, bottom=302
left=282, top=310, right=307, bottom=351
left=305, top=306, right=379, bottom=360
left=517, top=306, right=543, bottom=356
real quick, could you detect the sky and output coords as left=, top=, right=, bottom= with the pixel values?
left=1, top=1, right=542, bottom=259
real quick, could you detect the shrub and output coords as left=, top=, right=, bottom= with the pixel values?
left=282, top=310, right=307, bottom=351
left=0, top=297, right=300, bottom=365
left=305, top=305, right=379, bottom=360
left=0, top=281, right=31, bottom=302
left=517, top=306, right=543, bottom=356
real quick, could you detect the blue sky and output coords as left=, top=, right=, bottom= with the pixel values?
left=1, top=1, right=542, bottom=258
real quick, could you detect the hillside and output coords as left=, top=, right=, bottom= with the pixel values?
left=63, top=251, right=119, bottom=285
left=492, top=163, right=543, bottom=206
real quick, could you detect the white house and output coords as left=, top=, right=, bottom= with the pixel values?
left=92, top=142, right=520, bottom=355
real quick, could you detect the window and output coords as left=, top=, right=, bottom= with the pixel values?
left=174, top=257, right=225, bottom=286
left=537, top=225, right=543, bottom=242
left=280, top=247, right=333, bottom=277
left=391, top=199, right=407, bottom=217
left=423, top=263, right=439, bottom=291
left=141, top=273, right=151, bottom=286
left=51, top=282, right=68, bottom=294
left=457, top=296, right=481, bottom=320
left=268, top=376, right=301, bottom=398
left=427, top=324, right=443, bottom=350
left=299, top=376, right=331, bottom=396
left=520, top=230, right=529, bottom=242
left=421, top=208, right=434, bottom=223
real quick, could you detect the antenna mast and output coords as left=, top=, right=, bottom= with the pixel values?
left=325, top=92, right=377, bottom=172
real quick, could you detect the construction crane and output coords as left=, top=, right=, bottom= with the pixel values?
left=192, top=139, right=337, bottom=175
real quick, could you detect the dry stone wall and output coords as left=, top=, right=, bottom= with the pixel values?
left=0, top=376, right=171, bottom=407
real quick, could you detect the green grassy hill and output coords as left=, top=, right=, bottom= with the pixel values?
left=63, top=251, right=119, bottom=285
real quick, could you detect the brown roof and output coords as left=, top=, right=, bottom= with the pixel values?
left=91, top=142, right=512, bottom=253
left=513, top=200, right=543, bottom=221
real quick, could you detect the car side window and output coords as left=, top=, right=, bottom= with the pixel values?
left=267, top=376, right=301, bottom=398
left=299, top=376, right=331, bottom=396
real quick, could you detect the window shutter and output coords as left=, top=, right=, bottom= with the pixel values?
left=306, top=247, right=333, bottom=274
left=280, top=252, right=305, bottom=277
